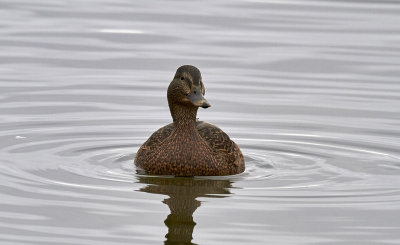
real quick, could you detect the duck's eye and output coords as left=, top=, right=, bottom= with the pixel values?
left=180, top=77, right=184, bottom=80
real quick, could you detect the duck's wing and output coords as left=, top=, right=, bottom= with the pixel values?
left=142, top=123, right=174, bottom=147
left=196, top=121, right=244, bottom=172
left=135, top=123, right=174, bottom=164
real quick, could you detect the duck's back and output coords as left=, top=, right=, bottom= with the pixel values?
left=196, top=122, right=244, bottom=174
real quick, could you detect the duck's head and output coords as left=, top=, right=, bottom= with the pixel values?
left=167, top=65, right=211, bottom=109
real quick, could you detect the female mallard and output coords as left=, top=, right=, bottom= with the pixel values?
left=135, top=65, right=245, bottom=176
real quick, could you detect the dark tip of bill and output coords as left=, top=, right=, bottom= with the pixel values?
left=201, top=102, right=210, bottom=108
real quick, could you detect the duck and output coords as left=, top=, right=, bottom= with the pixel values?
left=135, top=65, right=245, bottom=176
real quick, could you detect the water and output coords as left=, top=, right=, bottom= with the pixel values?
left=1, top=0, right=400, bottom=244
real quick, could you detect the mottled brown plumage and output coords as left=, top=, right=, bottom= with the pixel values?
left=135, top=65, right=245, bottom=176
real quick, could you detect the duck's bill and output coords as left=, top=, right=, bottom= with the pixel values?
left=187, top=91, right=211, bottom=108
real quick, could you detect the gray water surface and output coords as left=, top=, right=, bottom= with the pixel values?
left=1, top=0, right=400, bottom=244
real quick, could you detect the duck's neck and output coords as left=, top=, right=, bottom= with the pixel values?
left=169, top=104, right=198, bottom=131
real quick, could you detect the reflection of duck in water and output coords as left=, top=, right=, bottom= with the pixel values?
left=137, top=175, right=232, bottom=245
left=135, top=65, right=245, bottom=176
